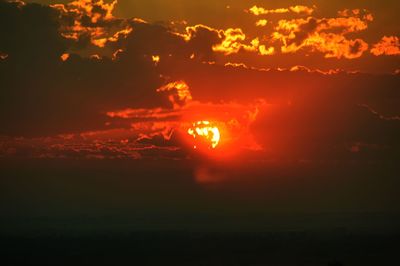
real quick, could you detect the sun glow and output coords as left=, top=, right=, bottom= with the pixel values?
left=187, top=121, right=221, bottom=149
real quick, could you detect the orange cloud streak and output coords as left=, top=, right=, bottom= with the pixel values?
left=272, top=15, right=370, bottom=59
left=255, top=19, right=268, bottom=27
left=370, top=36, right=400, bottom=56
left=249, top=5, right=314, bottom=16
left=0, top=52, right=8, bottom=60
left=51, top=0, right=132, bottom=48
left=157, top=81, right=193, bottom=108
left=249, top=6, right=289, bottom=15
left=60, top=53, right=70, bottom=61
left=212, top=28, right=258, bottom=55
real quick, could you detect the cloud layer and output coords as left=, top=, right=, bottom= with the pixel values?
left=0, top=0, right=399, bottom=165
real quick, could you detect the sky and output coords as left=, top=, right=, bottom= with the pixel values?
left=0, top=0, right=400, bottom=234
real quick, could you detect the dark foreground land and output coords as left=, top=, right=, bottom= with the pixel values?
left=1, top=231, right=399, bottom=266
left=1, top=159, right=399, bottom=265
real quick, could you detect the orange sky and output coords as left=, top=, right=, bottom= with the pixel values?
left=0, top=0, right=399, bottom=170
left=1, top=1, right=400, bottom=239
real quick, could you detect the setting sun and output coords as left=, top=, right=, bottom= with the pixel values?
left=1, top=0, right=399, bottom=264
left=187, top=121, right=221, bottom=149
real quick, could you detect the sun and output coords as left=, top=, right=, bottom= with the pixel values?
left=187, top=121, right=221, bottom=149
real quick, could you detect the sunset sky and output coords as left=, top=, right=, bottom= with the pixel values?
left=0, top=0, right=400, bottom=237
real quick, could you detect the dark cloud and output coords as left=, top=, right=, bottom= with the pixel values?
left=0, top=1, right=164, bottom=135
left=0, top=1, right=228, bottom=136
left=0, top=0, right=67, bottom=64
